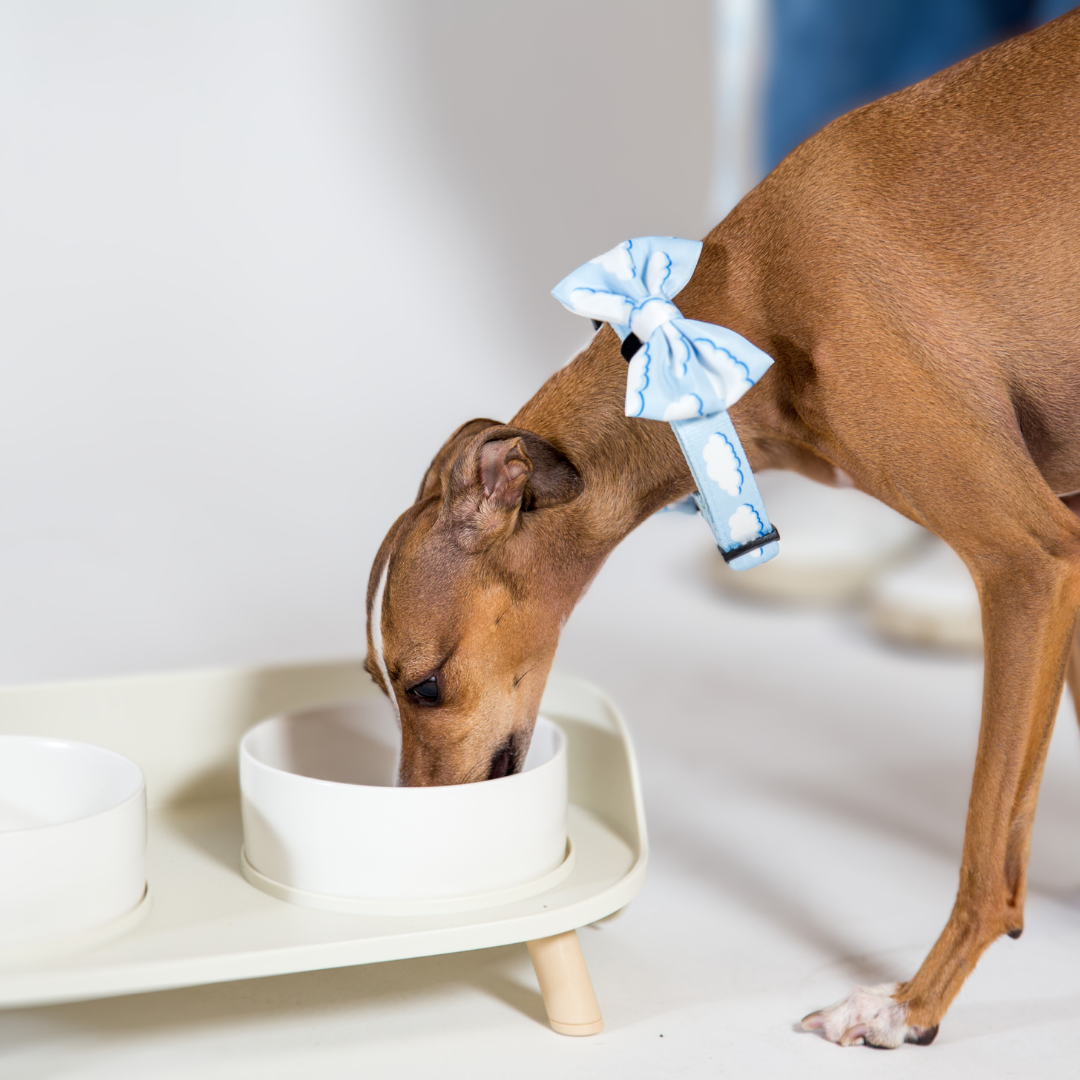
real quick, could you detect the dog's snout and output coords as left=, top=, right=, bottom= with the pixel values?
left=486, top=736, right=518, bottom=780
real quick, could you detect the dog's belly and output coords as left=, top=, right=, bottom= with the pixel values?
left=1010, top=370, right=1080, bottom=496
left=1024, top=416, right=1080, bottom=499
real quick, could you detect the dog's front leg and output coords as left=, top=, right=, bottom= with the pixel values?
left=1063, top=496, right=1080, bottom=728
left=801, top=413, right=1080, bottom=1046
left=1067, top=626, right=1080, bottom=735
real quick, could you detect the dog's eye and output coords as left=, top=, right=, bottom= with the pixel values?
left=407, top=675, right=440, bottom=705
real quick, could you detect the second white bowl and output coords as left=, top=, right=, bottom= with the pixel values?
left=240, top=700, right=569, bottom=912
left=0, top=736, right=146, bottom=948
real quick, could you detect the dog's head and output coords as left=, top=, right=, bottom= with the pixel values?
left=366, top=418, right=589, bottom=786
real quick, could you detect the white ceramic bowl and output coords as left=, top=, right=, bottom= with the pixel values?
left=240, top=700, right=569, bottom=913
left=0, top=736, right=146, bottom=947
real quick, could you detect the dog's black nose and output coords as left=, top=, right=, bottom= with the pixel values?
left=487, top=738, right=515, bottom=780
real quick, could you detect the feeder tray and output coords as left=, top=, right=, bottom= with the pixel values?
left=0, top=662, right=648, bottom=1037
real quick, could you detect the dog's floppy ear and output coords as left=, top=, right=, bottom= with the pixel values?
left=510, top=429, right=585, bottom=511
left=416, top=418, right=502, bottom=502
left=479, top=437, right=532, bottom=511
left=442, top=426, right=583, bottom=552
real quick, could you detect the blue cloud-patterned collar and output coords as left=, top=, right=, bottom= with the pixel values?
left=553, top=237, right=780, bottom=571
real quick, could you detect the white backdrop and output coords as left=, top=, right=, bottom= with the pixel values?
left=0, top=1, right=712, bottom=681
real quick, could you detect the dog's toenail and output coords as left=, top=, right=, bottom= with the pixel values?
left=906, top=1024, right=939, bottom=1046
left=840, top=1024, right=867, bottom=1046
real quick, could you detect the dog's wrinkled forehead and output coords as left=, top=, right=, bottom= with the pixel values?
left=368, top=501, right=448, bottom=643
left=366, top=495, right=515, bottom=676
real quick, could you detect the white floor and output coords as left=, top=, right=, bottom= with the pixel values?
left=4, top=514, right=1080, bottom=1079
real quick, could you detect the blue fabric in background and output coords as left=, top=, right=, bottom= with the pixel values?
left=764, top=0, right=1077, bottom=171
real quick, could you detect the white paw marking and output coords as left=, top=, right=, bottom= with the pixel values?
left=801, top=983, right=934, bottom=1048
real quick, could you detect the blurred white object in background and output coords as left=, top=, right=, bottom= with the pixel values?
left=711, top=0, right=770, bottom=218
left=710, top=471, right=925, bottom=602
left=868, top=538, right=983, bottom=651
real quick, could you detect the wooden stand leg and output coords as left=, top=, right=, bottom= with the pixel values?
left=526, top=930, right=604, bottom=1036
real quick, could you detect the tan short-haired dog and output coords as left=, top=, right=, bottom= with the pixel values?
left=367, top=11, right=1080, bottom=1047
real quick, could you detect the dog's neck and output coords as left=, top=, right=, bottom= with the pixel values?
left=511, top=235, right=842, bottom=563
left=512, top=332, right=691, bottom=542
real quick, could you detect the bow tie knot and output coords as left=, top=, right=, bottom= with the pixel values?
left=551, top=237, right=775, bottom=423
left=629, top=297, right=681, bottom=342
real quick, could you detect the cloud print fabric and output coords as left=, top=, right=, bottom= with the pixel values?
left=553, top=237, right=780, bottom=571
left=551, top=237, right=774, bottom=422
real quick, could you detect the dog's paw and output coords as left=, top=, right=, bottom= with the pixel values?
left=801, top=983, right=938, bottom=1048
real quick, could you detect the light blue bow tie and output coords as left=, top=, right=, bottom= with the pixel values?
left=552, top=237, right=780, bottom=571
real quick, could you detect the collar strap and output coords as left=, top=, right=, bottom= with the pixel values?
left=552, top=237, right=780, bottom=571
left=669, top=411, right=780, bottom=569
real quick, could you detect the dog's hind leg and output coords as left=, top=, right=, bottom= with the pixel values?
left=800, top=386, right=1080, bottom=1047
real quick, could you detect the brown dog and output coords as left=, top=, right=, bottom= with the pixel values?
left=366, top=11, right=1080, bottom=1047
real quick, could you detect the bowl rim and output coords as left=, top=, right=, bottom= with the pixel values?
left=239, top=712, right=566, bottom=793
left=0, top=735, right=146, bottom=838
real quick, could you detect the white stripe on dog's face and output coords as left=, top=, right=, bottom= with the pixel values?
left=370, top=559, right=400, bottom=726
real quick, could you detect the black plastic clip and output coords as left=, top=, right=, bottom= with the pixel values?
left=720, top=526, right=780, bottom=564
left=620, top=332, right=642, bottom=362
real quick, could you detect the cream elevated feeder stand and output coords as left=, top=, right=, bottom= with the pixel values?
left=0, top=662, right=647, bottom=1036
